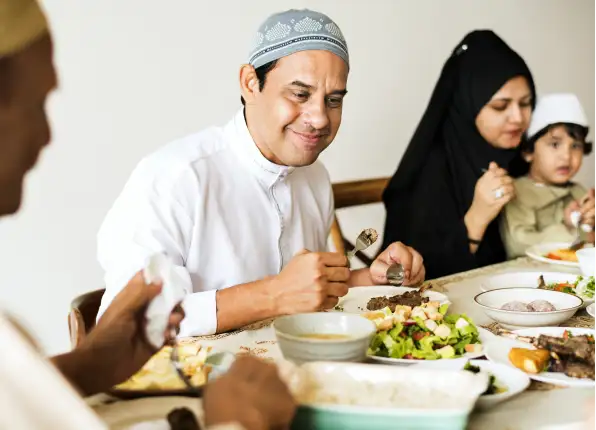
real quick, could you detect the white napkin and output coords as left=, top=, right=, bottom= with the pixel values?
left=143, top=254, right=186, bottom=349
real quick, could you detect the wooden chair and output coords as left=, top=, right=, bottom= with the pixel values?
left=330, top=177, right=390, bottom=266
left=68, top=288, right=105, bottom=349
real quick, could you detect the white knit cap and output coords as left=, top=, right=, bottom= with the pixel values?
left=527, top=93, right=589, bottom=139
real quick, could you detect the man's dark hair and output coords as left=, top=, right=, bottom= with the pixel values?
left=522, top=122, right=593, bottom=155
left=240, top=60, right=278, bottom=105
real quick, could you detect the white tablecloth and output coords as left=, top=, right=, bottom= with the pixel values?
left=91, top=257, right=596, bottom=429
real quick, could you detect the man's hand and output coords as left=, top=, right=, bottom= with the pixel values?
left=203, top=356, right=296, bottom=430
left=370, top=242, right=425, bottom=285
left=270, top=250, right=350, bottom=313
left=53, top=272, right=184, bottom=395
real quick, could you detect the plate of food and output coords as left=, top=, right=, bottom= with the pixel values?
left=525, top=242, right=592, bottom=267
left=334, top=285, right=449, bottom=314
left=109, top=344, right=212, bottom=398
left=287, top=361, right=488, bottom=430
left=414, top=359, right=530, bottom=410
left=485, top=327, right=595, bottom=388
left=363, top=302, right=488, bottom=365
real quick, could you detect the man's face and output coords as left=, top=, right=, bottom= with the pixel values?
left=0, top=34, right=56, bottom=215
left=242, top=50, right=348, bottom=167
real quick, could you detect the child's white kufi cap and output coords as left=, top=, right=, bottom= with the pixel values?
left=528, top=93, right=589, bottom=139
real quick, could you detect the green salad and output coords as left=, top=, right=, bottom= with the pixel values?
left=542, top=275, right=595, bottom=299
left=366, top=303, right=483, bottom=360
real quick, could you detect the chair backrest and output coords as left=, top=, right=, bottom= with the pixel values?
left=330, top=177, right=390, bottom=266
left=68, top=289, right=105, bottom=349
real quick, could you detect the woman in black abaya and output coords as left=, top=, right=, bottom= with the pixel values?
left=381, top=30, right=535, bottom=280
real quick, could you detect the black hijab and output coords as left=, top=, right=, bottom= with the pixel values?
left=381, top=30, right=535, bottom=277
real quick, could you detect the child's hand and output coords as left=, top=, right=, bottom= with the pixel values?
left=579, top=188, right=595, bottom=228
left=563, top=200, right=581, bottom=229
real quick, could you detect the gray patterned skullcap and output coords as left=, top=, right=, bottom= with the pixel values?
left=248, top=9, right=349, bottom=70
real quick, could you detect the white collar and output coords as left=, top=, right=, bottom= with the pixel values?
left=227, top=109, right=295, bottom=187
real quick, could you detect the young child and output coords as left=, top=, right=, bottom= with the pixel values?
left=501, top=93, right=595, bottom=259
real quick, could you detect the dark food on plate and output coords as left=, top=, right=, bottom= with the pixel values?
left=167, top=407, right=202, bottom=430
left=505, top=330, right=595, bottom=380
left=500, top=300, right=556, bottom=312
left=366, top=285, right=433, bottom=311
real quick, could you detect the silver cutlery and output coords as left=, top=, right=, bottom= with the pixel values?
left=386, top=263, right=405, bottom=286
left=346, top=228, right=378, bottom=265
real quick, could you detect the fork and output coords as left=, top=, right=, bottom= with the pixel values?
left=568, top=211, right=584, bottom=251
left=168, top=328, right=197, bottom=392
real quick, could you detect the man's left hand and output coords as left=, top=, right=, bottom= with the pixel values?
left=370, top=242, right=425, bottom=286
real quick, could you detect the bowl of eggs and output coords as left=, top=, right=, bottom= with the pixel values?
left=474, top=288, right=582, bottom=329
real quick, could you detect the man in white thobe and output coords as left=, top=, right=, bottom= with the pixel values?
left=97, top=9, right=426, bottom=337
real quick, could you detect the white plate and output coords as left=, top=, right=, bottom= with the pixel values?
left=413, top=359, right=530, bottom=410
left=485, top=327, right=595, bottom=388
left=480, top=272, right=577, bottom=292
left=525, top=242, right=580, bottom=267
left=587, top=303, right=595, bottom=318
left=369, top=327, right=491, bottom=365
left=480, top=272, right=593, bottom=309
left=337, top=286, right=449, bottom=314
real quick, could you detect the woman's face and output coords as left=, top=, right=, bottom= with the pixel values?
left=475, top=76, right=533, bottom=150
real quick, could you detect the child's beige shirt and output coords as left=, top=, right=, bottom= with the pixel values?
left=501, top=176, right=586, bottom=259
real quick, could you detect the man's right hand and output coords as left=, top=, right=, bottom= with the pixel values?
left=270, top=250, right=350, bottom=314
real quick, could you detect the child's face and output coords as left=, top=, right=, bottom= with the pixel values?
left=526, top=125, right=585, bottom=185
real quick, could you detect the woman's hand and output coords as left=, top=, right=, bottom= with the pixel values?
left=465, top=162, right=515, bottom=242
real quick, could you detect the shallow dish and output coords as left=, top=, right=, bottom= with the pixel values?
left=289, top=361, right=488, bottom=430
left=525, top=242, right=581, bottom=267
left=335, top=286, right=449, bottom=313
left=485, top=327, right=595, bottom=388
left=414, top=359, right=530, bottom=410
left=273, top=313, right=376, bottom=364
left=587, top=303, right=595, bottom=318
left=474, top=288, right=582, bottom=329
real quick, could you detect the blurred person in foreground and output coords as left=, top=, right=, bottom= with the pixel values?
left=0, top=1, right=295, bottom=429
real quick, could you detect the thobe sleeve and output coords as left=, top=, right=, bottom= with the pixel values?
left=500, top=198, right=573, bottom=259
left=96, top=160, right=218, bottom=336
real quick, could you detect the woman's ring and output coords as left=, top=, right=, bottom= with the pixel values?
left=494, top=187, right=505, bottom=199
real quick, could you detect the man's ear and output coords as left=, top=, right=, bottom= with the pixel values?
left=239, top=64, right=260, bottom=105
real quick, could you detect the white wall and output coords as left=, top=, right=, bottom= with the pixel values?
left=1, top=0, right=593, bottom=355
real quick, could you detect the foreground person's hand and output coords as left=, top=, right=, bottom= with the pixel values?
left=204, top=356, right=296, bottom=430
left=52, top=272, right=184, bottom=395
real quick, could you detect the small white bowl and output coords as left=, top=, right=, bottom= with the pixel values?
left=576, top=247, right=595, bottom=276
left=474, top=288, right=582, bottom=329
left=413, top=359, right=530, bottom=410
left=273, top=313, right=376, bottom=364
left=479, top=271, right=593, bottom=309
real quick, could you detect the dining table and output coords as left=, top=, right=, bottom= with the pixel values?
left=89, top=257, right=595, bottom=430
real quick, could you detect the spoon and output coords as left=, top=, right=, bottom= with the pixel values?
left=386, top=263, right=405, bottom=286
left=346, top=228, right=378, bottom=264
